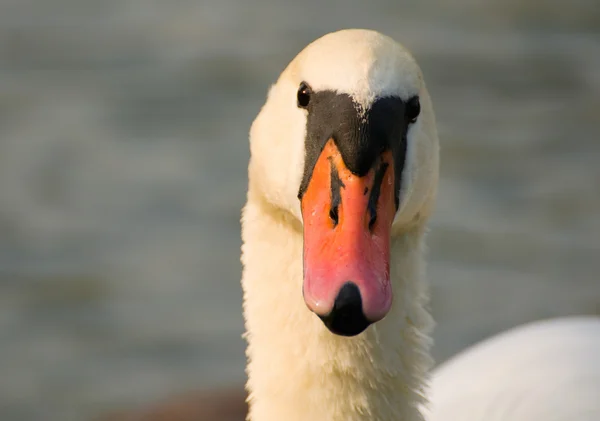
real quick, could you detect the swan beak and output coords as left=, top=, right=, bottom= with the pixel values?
left=301, top=139, right=396, bottom=336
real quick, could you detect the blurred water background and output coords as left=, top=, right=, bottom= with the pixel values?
left=0, top=1, right=599, bottom=420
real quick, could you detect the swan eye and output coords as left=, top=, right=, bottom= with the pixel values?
left=297, top=82, right=312, bottom=109
left=405, top=96, right=420, bottom=124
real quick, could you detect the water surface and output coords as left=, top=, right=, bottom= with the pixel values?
left=0, top=1, right=599, bottom=420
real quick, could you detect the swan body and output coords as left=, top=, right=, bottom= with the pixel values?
left=242, top=29, right=438, bottom=421
left=424, top=316, right=600, bottom=421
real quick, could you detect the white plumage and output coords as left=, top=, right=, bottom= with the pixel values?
left=425, top=317, right=600, bottom=421
left=242, top=28, right=600, bottom=421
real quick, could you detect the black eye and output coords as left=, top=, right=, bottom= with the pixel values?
left=297, top=82, right=312, bottom=109
left=405, top=96, right=420, bottom=123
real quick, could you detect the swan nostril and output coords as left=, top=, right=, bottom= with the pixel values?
left=318, top=282, right=370, bottom=336
left=366, top=161, right=388, bottom=232
left=368, top=203, right=377, bottom=230
left=329, top=205, right=339, bottom=226
left=328, top=156, right=343, bottom=228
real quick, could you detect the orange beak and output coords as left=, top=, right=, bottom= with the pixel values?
left=300, top=139, right=397, bottom=335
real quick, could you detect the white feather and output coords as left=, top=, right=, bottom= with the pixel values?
left=241, top=28, right=600, bottom=421
left=424, top=317, right=600, bottom=421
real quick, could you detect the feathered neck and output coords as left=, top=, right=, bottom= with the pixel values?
left=241, top=191, right=434, bottom=421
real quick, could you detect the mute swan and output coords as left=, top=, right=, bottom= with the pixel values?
left=241, top=28, right=600, bottom=421
left=100, top=28, right=600, bottom=421
left=242, top=28, right=438, bottom=421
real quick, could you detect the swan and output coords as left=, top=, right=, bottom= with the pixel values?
left=100, top=28, right=600, bottom=421
left=242, top=28, right=438, bottom=421
left=241, top=28, right=600, bottom=421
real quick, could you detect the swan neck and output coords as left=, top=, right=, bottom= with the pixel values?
left=241, top=196, right=433, bottom=421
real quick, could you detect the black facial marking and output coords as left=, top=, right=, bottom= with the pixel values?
left=297, top=91, right=412, bottom=210
left=328, top=157, right=344, bottom=226
left=367, top=162, right=389, bottom=230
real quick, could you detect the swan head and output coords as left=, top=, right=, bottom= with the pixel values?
left=249, top=29, right=439, bottom=337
